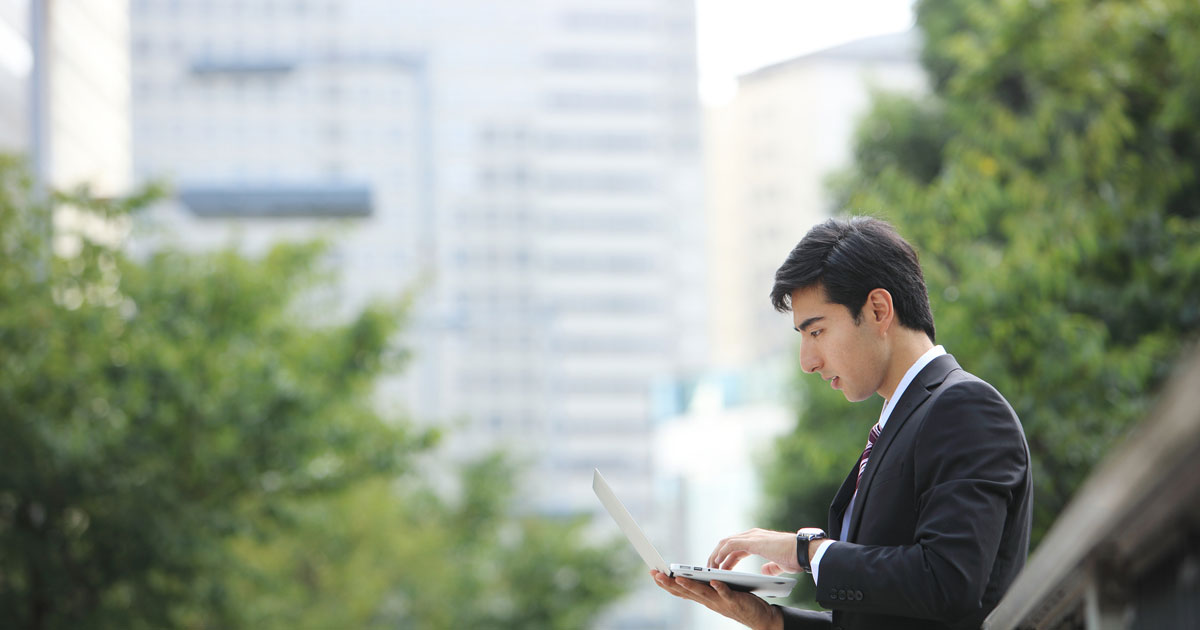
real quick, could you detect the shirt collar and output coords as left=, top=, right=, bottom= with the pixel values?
left=878, top=345, right=946, bottom=430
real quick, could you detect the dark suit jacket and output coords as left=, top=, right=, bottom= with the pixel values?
left=778, top=354, right=1032, bottom=630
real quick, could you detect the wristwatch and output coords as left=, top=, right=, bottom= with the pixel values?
left=796, top=527, right=827, bottom=573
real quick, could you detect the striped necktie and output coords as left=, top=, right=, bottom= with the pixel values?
left=856, top=422, right=883, bottom=491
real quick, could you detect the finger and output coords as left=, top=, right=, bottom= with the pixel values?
left=653, top=573, right=700, bottom=602
left=709, top=549, right=725, bottom=568
left=651, top=570, right=681, bottom=591
left=708, top=530, right=752, bottom=567
left=650, top=570, right=667, bottom=587
left=761, top=562, right=783, bottom=576
left=711, top=579, right=765, bottom=623
left=675, top=577, right=719, bottom=604
left=707, top=541, right=725, bottom=568
left=710, top=537, right=743, bottom=568
left=719, top=550, right=750, bottom=571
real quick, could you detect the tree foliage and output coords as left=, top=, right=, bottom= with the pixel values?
left=225, top=454, right=635, bottom=630
left=0, top=157, right=633, bottom=628
left=763, top=0, right=1200, bottom=575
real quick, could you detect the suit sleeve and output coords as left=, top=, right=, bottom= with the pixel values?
left=812, top=380, right=1028, bottom=622
left=775, top=605, right=833, bottom=629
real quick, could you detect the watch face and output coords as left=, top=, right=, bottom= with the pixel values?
left=798, top=527, right=825, bottom=538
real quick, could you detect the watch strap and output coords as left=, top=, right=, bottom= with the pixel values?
left=796, top=529, right=827, bottom=573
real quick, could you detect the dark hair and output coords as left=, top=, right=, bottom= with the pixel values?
left=771, top=216, right=936, bottom=342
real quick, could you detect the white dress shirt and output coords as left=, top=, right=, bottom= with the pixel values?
left=809, top=345, right=946, bottom=584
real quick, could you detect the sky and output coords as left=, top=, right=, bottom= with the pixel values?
left=694, top=0, right=916, bottom=105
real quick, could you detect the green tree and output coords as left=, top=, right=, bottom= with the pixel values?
left=763, top=0, right=1200, bottom=577
left=225, top=455, right=635, bottom=629
left=0, top=157, right=633, bottom=628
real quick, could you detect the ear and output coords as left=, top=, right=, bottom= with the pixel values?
left=864, top=288, right=895, bottom=332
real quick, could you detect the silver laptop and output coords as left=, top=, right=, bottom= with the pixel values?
left=592, top=469, right=796, bottom=599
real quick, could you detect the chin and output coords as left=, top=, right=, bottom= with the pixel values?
left=844, top=390, right=874, bottom=403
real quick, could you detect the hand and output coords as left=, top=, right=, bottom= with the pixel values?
left=707, top=528, right=803, bottom=574
left=650, top=570, right=783, bottom=630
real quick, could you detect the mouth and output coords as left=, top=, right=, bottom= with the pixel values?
left=825, top=376, right=840, bottom=390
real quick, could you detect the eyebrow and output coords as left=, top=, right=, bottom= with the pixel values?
left=795, top=316, right=824, bottom=333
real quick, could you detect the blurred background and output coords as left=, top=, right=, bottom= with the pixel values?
left=1, top=0, right=1197, bottom=629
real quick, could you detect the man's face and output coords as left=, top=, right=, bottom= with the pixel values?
left=790, top=285, right=886, bottom=403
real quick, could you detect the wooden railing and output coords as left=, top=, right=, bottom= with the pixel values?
left=984, top=346, right=1200, bottom=630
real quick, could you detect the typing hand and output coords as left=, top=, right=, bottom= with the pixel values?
left=707, top=528, right=803, bottom=574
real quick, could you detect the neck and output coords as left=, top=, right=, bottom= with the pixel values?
left=878, top=331, right=935, bottom=402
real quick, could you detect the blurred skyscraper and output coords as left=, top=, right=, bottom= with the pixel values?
left=706, top=30, right=925, bottom=370
left=0, top=0, right=131, bottom=195
left=128, top=0, right=704, bottom=545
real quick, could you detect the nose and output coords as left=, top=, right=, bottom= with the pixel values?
left=799, top=340, right=821, bottom=374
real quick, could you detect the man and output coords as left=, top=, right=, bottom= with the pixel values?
left=652, top=217, right=1032, bottom=629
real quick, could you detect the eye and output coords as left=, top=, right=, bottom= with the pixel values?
left=809, top=329, right=822, bottom=338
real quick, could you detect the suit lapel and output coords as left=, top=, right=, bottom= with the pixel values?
left=843, top=354, right=960, bottom=542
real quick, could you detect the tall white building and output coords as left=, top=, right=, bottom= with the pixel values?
left=129, top=0, right=704, bottom=542
left=0, top=0, right=131, bottom=195
left=706, top=30, right=925, bottom=369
